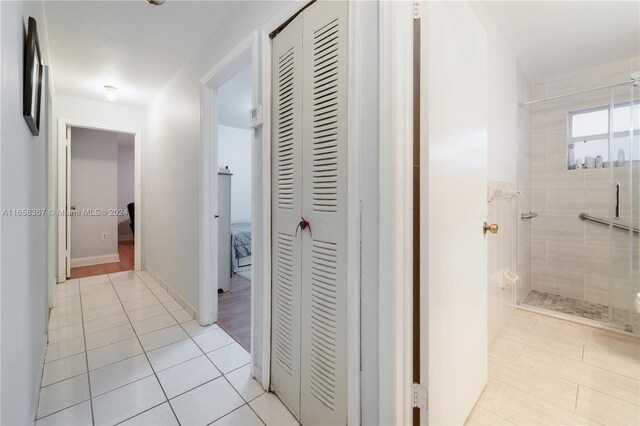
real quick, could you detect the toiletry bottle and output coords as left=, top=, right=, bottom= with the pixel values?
left=568, top=144, right=575, bottom=170
left=617, top=148, right=626, bottom=167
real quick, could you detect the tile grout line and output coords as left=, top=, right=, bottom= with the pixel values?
left=140, top=271, right=259, bottom=424
left=488, top=375, right=586, bottom=416
left=113, top=401, right=168, bottom=426
left=77, top=278, right=97, bottom=426
left=41, top=272, right=279, bottom=425
left=472, top=400, right=516, bottom=426
left=109, top=271, right=181, bottom=426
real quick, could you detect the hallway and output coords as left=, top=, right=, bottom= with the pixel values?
left=37, top=271, right=298, bottom=425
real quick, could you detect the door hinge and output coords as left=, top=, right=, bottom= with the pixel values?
left=412, top=383, right=427, bottom=409
left=413, top=1, right=420, bottom=20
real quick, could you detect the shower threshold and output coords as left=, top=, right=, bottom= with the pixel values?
left=520, top=290, right=635, bottom=334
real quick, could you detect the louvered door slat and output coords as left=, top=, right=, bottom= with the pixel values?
left=270, top=15, right=303, bottom=419
left=300, top=1, right=348, bottom=424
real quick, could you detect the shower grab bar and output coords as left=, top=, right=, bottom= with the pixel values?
left=579, top=213, right=639, bottom=234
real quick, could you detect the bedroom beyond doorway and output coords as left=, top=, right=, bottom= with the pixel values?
left=216, top=64, right=253, bottom=351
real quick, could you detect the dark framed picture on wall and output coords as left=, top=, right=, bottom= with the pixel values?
left=23, top=16, right=43, bottom=136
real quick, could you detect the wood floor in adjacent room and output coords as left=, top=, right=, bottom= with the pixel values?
left=466, top=309, right=640, bottom=425
left=70, top=240, right=134, bottom=279
left=217, top=274, right=251, bottom=352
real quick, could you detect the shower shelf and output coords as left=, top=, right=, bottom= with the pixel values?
left=501, top=270, right=519, bottom=289
left=487, top=185, right=522, bottom=202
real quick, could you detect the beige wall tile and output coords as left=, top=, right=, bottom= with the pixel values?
left=530, top=188, right=546, bottom=214
left=531, top=215, right=585, bottom=244
left=532, top=167, right=585, bottom=189
left=584, top=221, right=634, bottom=248
left=547, top=242, right=609, bottom=276
left=531, top=241, right=547, bottom=268
left=584, top=168, right=610, bottom=187
left=584, top=274, right=610, bottom=306
left=516, top=269, right=531, bottom=303
left=531, top=134, right=546, bottom=162
left=532, top=266, right=584, bottom=299
left=546, top=186, right=610, bottom=217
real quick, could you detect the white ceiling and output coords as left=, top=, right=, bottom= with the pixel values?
left=482, top=1, right=640, bottom=82
left=218, top=65, right=252, bottom=130
left=44, top=0, right=235, bottom=108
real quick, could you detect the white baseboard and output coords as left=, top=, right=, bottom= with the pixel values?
left=70, top=253, right=120, bottom=268
left=118, top=234, right=134, bottom=242
left=143, top=267, right=198, bottom=321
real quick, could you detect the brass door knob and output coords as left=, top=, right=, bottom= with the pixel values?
left=483, top=222, right=498, bottom=235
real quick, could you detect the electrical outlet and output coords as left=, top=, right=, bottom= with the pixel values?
left=102, top=232, right=108, bottom=241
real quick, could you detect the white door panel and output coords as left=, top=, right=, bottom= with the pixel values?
left=300, top=1, right=348, bottom=424
left=420, top=2, right=489, bottom=425
left=271, top=14, right=304, bottom=418
left=271, top=1, right=348, bottom=424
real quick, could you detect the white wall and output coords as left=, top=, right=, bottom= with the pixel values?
left=57, top=95, right=145, bottom=132
left=118, top=146, right=135, bottom=239
left=218, top=125, right=251, bottom=224
left=143, top=0, right=292, bottom=378
left=70, top=127, right=119, bottom=261
left=1, top=1, right=53, bottom=423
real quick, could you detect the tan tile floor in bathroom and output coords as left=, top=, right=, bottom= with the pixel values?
left=36, top=271, right=299, bottom=426
left=466, top=309, right=640, bottom=425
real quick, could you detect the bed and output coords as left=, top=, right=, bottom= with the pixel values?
left=230, top=222, right=251, bottom=275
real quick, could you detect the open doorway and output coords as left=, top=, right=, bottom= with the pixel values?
left=216, top=65, right=253, bottom=352
left=67, top=127, right=135, bottom=279
left=57, top=120, right=142, bottom=282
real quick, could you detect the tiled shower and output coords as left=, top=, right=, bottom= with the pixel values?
left=516, top=57, right=640, bottom=335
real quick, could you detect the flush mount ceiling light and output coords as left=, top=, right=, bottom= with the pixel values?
left=145, top=0, right=166, bottom=5
left=104, top=85, right=118, bottom=102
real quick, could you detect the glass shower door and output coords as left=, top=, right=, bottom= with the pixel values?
left=610, top=82, right=640, bottom=334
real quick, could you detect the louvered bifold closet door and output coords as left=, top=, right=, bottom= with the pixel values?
left=300, top=2, right=348, bottom=424
left=271, top=15, right=303, bottom=419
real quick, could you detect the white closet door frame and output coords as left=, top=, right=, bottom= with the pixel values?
left=377, top=1, right=415, bottom=425
left=261, top=2, right=362, bottom=424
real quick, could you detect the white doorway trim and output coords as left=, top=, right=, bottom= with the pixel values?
left=198, top=31, right=260, bottom=358
left=377, top=1, right=415, bottom=425
left=260, top=2, right=362, bottom=424
left=56, top=119, right=143, bottom=280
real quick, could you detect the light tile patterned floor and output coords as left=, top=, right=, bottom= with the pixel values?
left=522, top=290, right=633, bottom=329
left=36, top=271, right=299, bottom=426
left=467, top=309, right=640, bottom=425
